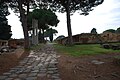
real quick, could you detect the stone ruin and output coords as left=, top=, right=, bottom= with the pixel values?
left=0, top=39, right=17, bottom=54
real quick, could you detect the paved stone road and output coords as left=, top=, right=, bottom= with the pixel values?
left=0, top=43, right=61, bottom=80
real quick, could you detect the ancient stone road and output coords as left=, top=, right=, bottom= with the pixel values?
left=0, top=43, right=61, bottom=80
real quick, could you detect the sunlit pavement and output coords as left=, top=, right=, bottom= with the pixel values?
left=0, top=44, right=61, bottom=80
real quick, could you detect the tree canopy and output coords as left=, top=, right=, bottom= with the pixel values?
left=91, top=28, right=97, bottom=34
left=103, top=29, right=116, bottom=33
left=44, top=28, right=58, bottom=42
left=28, top=9, right=59, bottom=30
left=28, top=9, right=59, bottom=43
left=0, top=1, right=12, bottom=40
left=55, top=35, right=65, bottom=40
left=116, top=27, right=120, bottom=34
left=103, top=28, right=120, bottom=34
left=45, top=0, right=104, bottom=15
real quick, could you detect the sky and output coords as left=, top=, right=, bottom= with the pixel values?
left=7, top=0, right=120, bottom=39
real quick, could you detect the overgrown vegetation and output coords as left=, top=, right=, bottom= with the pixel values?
left=54, top=44, right=120, bottom=56
left=0, top=2, right=12, bottom=40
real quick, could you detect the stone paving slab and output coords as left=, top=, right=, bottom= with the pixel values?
left=0, top=43, right=61, bottom=80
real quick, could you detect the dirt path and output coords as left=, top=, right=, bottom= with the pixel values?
left=58, top=53, right=120, bottom=80
left=0, top=48, right=28, bottom=75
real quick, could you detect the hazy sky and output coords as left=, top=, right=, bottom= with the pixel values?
left=7, top=0, right=120, bottom=39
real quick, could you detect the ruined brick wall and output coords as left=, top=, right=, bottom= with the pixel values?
left=57, top=32, right=120, bottom=45
left=8, top=39, right=17, bottom=49
left=100, top=32, right=120, bottom=42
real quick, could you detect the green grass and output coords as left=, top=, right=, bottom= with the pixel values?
left=54, top=44, right=120, bottom=56
left=30, top=44, right=44, bottom=50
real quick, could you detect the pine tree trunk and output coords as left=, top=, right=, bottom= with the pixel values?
left=18, top=0, right=29, bottom=49
left=66, top=0, right=73, bottom=46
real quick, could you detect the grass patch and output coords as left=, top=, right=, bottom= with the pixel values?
left=54, top=44, right=120, bottom=56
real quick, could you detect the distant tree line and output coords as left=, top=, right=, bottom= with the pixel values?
left=103, top=27, right=120, bottom=34
left=90, top=27, right=120, bottom=34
